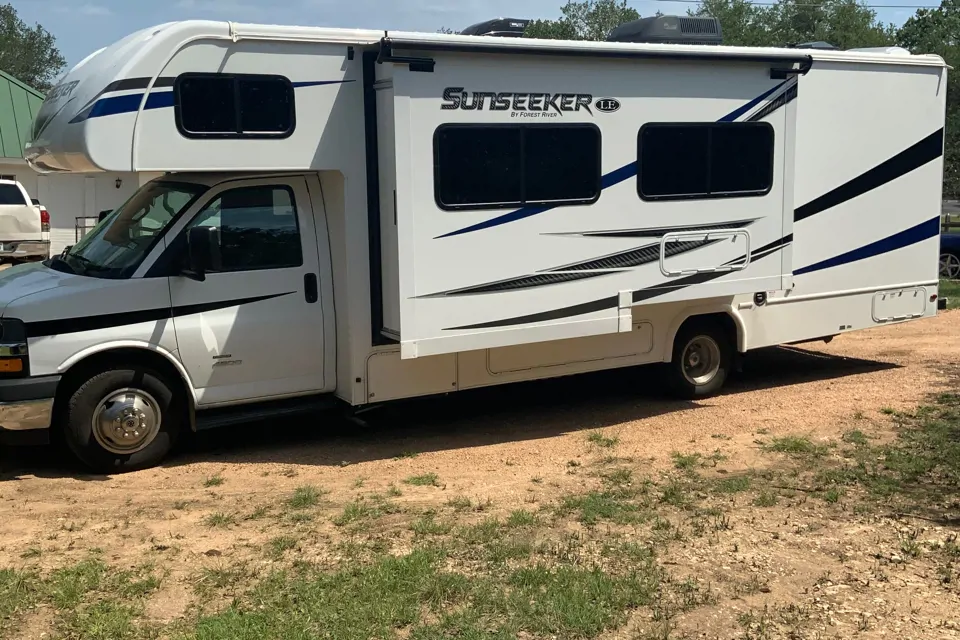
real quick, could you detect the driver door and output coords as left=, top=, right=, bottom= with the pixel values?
left=168, top=177, right=326, bottom=406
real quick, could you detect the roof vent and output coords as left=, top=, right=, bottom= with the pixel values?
left=460, top=18, right=530, bottom=38
left=788, top=41, right=839, bottom=50
left=607, top=15, right=722, bottom=45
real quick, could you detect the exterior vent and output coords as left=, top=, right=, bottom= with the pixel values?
left=607, top=15, right=723, bottom=45
left=678, top=17, right=719, bottom=35
left=460, top=18, right=530, bottom=38
left=788, top=41, right=839, bottom=50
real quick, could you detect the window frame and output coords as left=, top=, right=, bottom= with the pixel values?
left=187, top=184, right=304, bottom=273
left=174, top=73, right=297, bottom=140
left=433, top=122, right=602, bottom=212
left=636, top=121, right=775, bottom=202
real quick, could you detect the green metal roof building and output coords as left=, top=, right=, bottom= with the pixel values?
left=0, top=70, right=43, bottom=160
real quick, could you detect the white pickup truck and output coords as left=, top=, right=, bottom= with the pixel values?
left=0, top=179, right=50, bottom=263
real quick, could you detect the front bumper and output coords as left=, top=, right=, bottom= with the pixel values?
left=0, top=375, right=59, bottom=445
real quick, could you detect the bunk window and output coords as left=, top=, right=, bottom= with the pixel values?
left=434, top=124, right=601, bottom=210
left=637, top=123, right=774, bottom=201
left=175, top=74, right=295, bottom=139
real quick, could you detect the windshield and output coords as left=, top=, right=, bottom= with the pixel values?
left=50, top=182, right=206, bottom=279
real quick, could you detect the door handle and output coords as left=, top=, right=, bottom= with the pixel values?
left=304, top=273, right=318, bottom=303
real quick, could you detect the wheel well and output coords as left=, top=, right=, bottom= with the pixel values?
left=53, top=348, right=194, bottom=436
left=674, top=312, right=740, bottom=354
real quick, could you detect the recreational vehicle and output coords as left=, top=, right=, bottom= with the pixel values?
left=0, top=17, right=946, bottom=472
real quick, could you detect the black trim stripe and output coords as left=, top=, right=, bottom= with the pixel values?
left=747, top=82, right=797, bottom=122
left=794, top=128, right=944, bottom=222
left=25, top=293, right=293, bottom=339
left=551, top=219, right=756, bottom=239
left=551, top=239, right=716, bottom=272
left=447, top=237, right=792, bottom=330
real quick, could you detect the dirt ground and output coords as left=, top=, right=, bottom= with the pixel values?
left=1, top=310, right=959, bottom=639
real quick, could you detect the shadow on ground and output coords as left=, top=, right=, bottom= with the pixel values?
left=0, top=345, right=899, bottom=478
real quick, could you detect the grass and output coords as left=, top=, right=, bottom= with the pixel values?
left=332, top=497, right=399, bottom=528
left=287, top=485, right=325, bottom=509
left=753, top=491, right=779, bottom=507
left=560, top=489, right=648, bottom=525
left=941, top=278, right=960, bottom=309
left=763, top=435, right=829, bottom=458
left=202, top=512, right=236, bottom=529
left=446, top=495, right=472, bottom=512
left=0, top=569, right=38, bottom=626
left=505, top=509, right=539, bottom=528
left=714, top=475, right=752, bottom=494
left=404, top=473, right=440, bottom=487
left=203, top=474, right=225, bottom=488
left=672, top=452, right=701, bottom=470
left=267, top=536, right=298, bottom=559
left=186, top=548, right=660, bottom=640
left=411, top=513, right=453, bottom=537
left=586, top=431, right=619, bottom=449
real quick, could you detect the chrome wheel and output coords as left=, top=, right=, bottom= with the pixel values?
left=681, top=335, right=722, bottom=386
left=940, top=252, right=960, bottom=279
left=91, top=388, right=162, bottom=455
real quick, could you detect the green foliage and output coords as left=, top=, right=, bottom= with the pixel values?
left=526, top=0, right=639, bottom=40
left=897, top=0, right=960, bottom=198
left=0, top=3, right=66, bottom=90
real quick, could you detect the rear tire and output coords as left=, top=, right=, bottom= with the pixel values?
left=60, top=366, right=183, bottom=473
left=665, top=319, right=734, bottom=399
left=940, top=251, right=960, bottom=280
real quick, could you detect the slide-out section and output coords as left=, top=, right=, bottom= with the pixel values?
left=378, top=52, right=798, bottom=359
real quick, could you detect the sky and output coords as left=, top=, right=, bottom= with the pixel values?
left=10, top=0, right=932, bottom=69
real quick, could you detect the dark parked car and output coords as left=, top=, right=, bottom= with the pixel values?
left=942, top=232, right=960, bottom=279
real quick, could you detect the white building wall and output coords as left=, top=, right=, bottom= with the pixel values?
left=0, top=159, right=149, bottom=255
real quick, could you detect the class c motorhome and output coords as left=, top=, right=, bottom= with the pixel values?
left=0, top=18, right=946, bottom=472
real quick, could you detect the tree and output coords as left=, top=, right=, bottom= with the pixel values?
left=0, top=3, right=66, bottom=91
left=692, top=0, right=894, bottom=49
left=897, top=0, right=960, bottom=198
left=525, top=0, right=640, bottom=41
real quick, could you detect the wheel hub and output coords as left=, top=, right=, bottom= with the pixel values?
left=940, top=253, right=960, bottom=280
left=681, top=336, right=722, bottom=386
left=92, top=388, right=162, bottom=455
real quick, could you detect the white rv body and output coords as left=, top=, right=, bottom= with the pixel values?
left=0, top=20, right=945, bottom=470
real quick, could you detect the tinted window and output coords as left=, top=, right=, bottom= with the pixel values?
left=178, top=76, right=236, bottom=134
left=435, top=125, right=600, bottom=210
left=638, top=123, right=773, bottom=200
left=239, top=78, right=294, bottom=133
left=176, top=74, right=295, bottom=138
left=525, top=127, right=601, bottom=202
left=189, top=186, right=302, bottom=272
left=436, top=128, right=522, bottom=207
left=0, top=185, right=27, bottom=205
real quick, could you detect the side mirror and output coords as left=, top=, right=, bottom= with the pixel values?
left=98, top=209, right=112, bottom=223
left=183, top=226, right=222, bottom=282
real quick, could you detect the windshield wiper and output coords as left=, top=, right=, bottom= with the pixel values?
left=45, top=254, right=76, bottom=275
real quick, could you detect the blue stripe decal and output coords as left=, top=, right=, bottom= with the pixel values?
left=144, top=91, right=174, bottom=110
left=717, top=80, right=786, bottom=123
left=437, top=82, right=788, bottom=239
left=75, top=80, right=351, bottom=122
left=794, top=216, right=940, bottom=276
left=87, top=93, right=144, bottom=119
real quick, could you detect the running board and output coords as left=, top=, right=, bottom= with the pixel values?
left=194, top=395, right=339, bottom=431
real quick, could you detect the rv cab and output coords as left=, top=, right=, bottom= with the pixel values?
left=0, top=19, right=945, bottom=472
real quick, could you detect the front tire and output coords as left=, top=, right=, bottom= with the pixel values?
left=61, top=367, right=183, bottom=473
left=666, top=320, right=733, bottom=399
